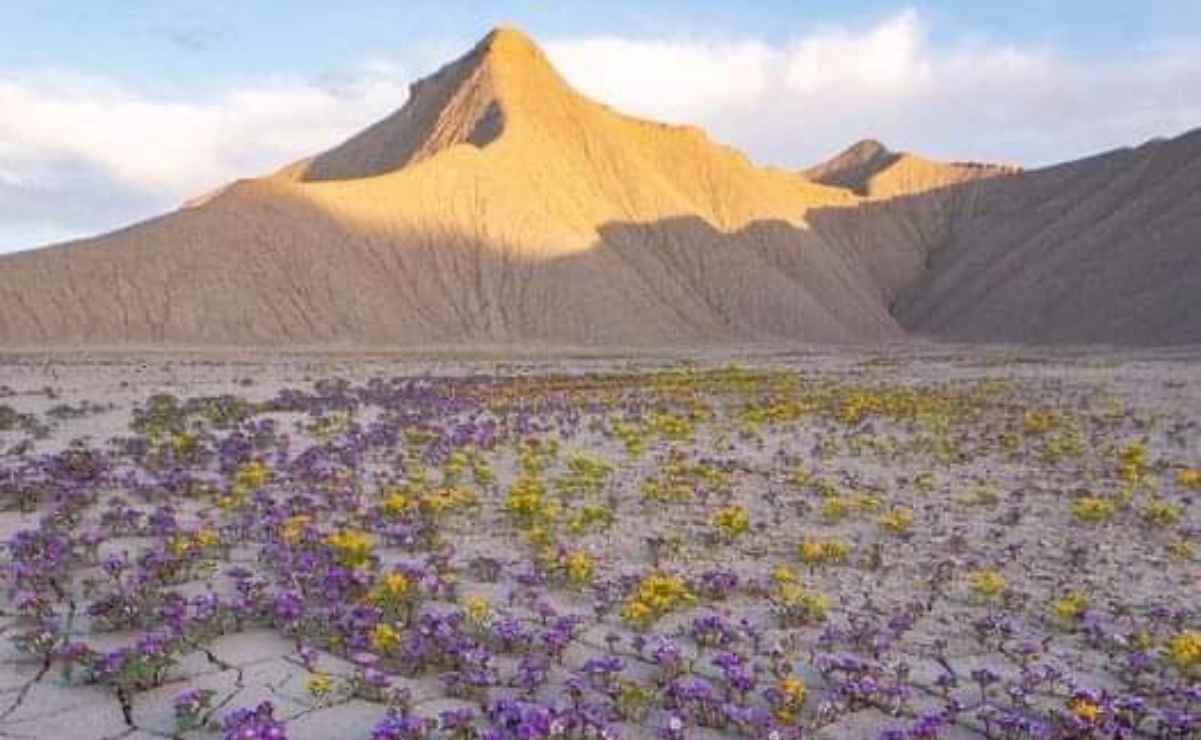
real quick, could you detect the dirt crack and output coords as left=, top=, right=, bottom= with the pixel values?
left=0, top=660, right=50, bottom=722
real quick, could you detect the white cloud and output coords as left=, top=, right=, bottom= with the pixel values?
left=0, top=63, right=415, bottom=252
left=783, top=9, right=932, bottom=96
left=543, top=36, right=776, bottom=122
left=0, top=66, right=411, bottom=198
left=546, top=11, right=1201, bottom=167
left=1, top=10, right=1200, bottom=252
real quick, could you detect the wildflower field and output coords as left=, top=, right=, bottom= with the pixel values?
left=0, top=351, right=1197, bottom=739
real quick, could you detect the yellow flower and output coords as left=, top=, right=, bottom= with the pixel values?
left=710, top=506, right=750, bottom=539
left=621, top=600, right=650, bottom=622
left=370, top=623, right=400, bottom=653
left=371, top=572, right=412, bottom=605
left=1023, top=410, right=1056, bottom=435
left=772, top=676, right=807, bottom=724
left=1167, top=631, right=1201, bottom=676
left=1071, top=496, right=1115, bottom=524
left=1117, top=442, right=1148, bottom=483
left=567, top=504, right=614, bottom=534
left=852, top=494, right=883, bottom=513
left=281, top=515, right=312, bottom=545
left=1167, top=540, right=1195, bottom=561
left=526, top=525, right=555, bottom=548
left=382, top=572, right=411, bottom=596
left=1142, top=499, right=1180, bottom=527
left=621, top=573, right=694, bottom=628
left=381, top=490, right=412, bottom=518
left=779, top=676, right=806, bottom=704
left=1052, top=592, right=1089, bottom=621
left=170, top=431, right=199, bottom=457
left=234, top=461, right=270, bottom=491
left=822, top=497, right=850, bottom=523
left=1130, top=630, right=1155, bottom=651
left=326, top=529, right=375, bottom=568
left=505, top=476, right=554, bottom=527
left=565, top=550, right=594, bottom=586
left=1177, top=468, right=1201, bottom=490
left=797, top=539, right=850, bottom=566
left=822, top=540, right=851, bottom=562
left=879, top=507, right=913, bottom=534
left=1068, top=697, right=1102, bottom=723
left=968, top=569, right=1006, bottom=600
left=306, top=673, right=334, bottom=699
left=798, top=541, right=826, bottom=564
left=771, top=582, right=829, bottom=623
left=463, top=595, right=490, bottom=627
left=420, top=487, right=476, bottom=516
left=195, top=528, right=220, bottom=548
left=772, top=564, right=798, bottom=585
left=787, top=467, right=812, bottom=487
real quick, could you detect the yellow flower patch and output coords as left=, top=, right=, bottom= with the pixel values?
left=326, top=529, right=375, bottom=568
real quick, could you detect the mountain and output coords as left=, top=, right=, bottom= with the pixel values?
left=804, top=139, right=1019, bottom=197
left=0, top=27, right=1197, bottom=348
left=0, top=28, right=897, bottom=347
left=794, top=129, right=1201, bottom=346
left=889, top=131, right=1201, bottom=345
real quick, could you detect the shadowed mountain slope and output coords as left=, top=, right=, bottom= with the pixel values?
left=796, top=129, right=1201, bottom=346
left=891, top=131, right=1201, bottom=345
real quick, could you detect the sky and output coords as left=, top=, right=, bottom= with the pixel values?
left=2, top=1, right=1200, bottom=252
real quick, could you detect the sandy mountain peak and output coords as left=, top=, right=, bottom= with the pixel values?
left=476, top=26, right=549, bottom=66
left=296, top=26, right=571, bottom=182
left=842, top=139, right=893, bottom=161
left=805, top=138, right=1017, bottom=197
left=276, top=26, right=857, bottom=254
left=459, top=26, right=568, bottom=95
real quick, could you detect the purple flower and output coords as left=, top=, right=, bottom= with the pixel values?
left=174, top=688, right=205, bottom=710
left=652, top=640, right=682, bottom=667
left=691, top=614, right=737, bottom=649
left=352, top=651, right=380, bottom=667
left=362, top=667, right=391, bottom=688
left=273, top=590, right=304, bottom=623
left=657, top=714, right=686, bottom=739
left=297, top=644, right=318, bottom=670
left=439, top=707, right=476, bottom=731
left=371, top=709, right=433, bottom=739
left=970, top=667, right=1000, bottom=688
left=221, top=700, right=286, bottom=740
left=516, top=654, right=549, bottom=693
left=485, top=698, right=556, bottom=738
left=697, top=569, right=739, bottom=599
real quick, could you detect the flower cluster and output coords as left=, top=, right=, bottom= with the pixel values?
left=2, top=364, right=1198, bottom=739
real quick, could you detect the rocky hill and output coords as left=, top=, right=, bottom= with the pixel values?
left=0, top=28, right=1196, bottom=347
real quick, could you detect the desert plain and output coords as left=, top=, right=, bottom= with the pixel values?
left=0, top=347, right=1197, bottom=739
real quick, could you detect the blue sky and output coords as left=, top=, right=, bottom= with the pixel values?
left=2, top=1, right=1200, bottom=251
left=7, top=1, right=1199, bottom=76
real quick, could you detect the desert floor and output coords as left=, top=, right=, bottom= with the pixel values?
left=0, top=347, right=1198, bottom=739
